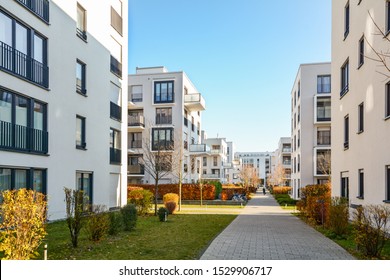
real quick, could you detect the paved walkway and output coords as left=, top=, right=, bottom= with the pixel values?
left=200, top=190, right=354, bottom=260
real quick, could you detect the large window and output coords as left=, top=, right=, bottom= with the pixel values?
left=156, top=108, right=172, bottom=124
left=344, top=115, right=349, bottom=149
left=110, top=83, right=121, bottom=121
left=317, top=75, right=331, bottom=93
left=154, top=81, right=174, bottom=103
left=0, top=88, right=47, bottom=154
left=152, top=128, right=174, bottom=150
left=358, top=169, right=364, bottom=199
left=341, top=59, right=349, bottom=97
left=317, top=128, right=331, bottom=145
left=76, top=115, right=86, bottom=149
left=77, top=3, right=87, bottom=40
left=316, top=97, right=331, bottom=122
left=316, top=149, right=331, bottom=175
left=111, top=0, right=123, bottom=35
left=110, top=38, right=122, bottom=78
left=131, top=85, right=142, bottom=102
left=76, top=171, right=93, bottom=204
left=110, top=128, right=121, bottom=164
left=0, top=11, right=48, bottom=87
left=341, top=172, right=349, bottom=199
left=0, top=167, right=46, bottom=194
left=76, top=60, right=86, bottom=95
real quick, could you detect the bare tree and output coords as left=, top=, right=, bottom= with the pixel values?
left=316, top=149, right=331, bottom=187
left=365, top=11, right=390, bottom=78
left=239, top=166, right=259, bottom=190
left=268, top=164, right=286, bottom=187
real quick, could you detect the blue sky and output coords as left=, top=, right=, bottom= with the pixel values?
left=128, top=0, right=331, bottom=152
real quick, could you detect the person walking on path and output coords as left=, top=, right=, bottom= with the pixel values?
left=200, top=189, right=354, bottom=260
left=262, top=187, right=266, bottom=195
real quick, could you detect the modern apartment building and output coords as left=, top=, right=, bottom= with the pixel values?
left=127, top=66, right=206, bottom=185
left=291, top=63, right=331, bottom=199
left=201, top=137, right=231, bottom=183
left=273, top=137, right=292, bottom=186
left=331, top=0, right=390, bottom=207
left=235, top=152, right=272, bottom=183
left=0, top=0, right=128, bottom=220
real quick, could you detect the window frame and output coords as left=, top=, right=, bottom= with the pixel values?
left=358, top=36, right=364, bottom=68
left=154, top=81, right=174, bottom=104
left=156, top=107, right=172, bottom=125
left=151, top=127, right=174, bottom=151
left=76, top=115, right=86, bottom=150
left=76, top=171, right=93, bottom=205
left=386, top=165, right=390, bottom=202
left=341, top=59, right=349, bottom=97
left=76, top=60, right=86, bottom=95
left=76, top=3, right=87, bottom=41
left=317, top=75, right=331, bottom=93
left=344, top=1, right=350, bottom=39
left=386, top=82, right=390, bottom=119
left=0, top=166, right=47, bottom=194
left=344, top=115, right=349, bottom=149
left=358, top=102, right=364, bottom=133
left=358, top=169, right=364, bottom=199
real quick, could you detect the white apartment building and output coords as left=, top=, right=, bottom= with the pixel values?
left=291, top=63, right=331, bottom=199
left=201, top=137, right=230, bottom=183
left=273, top=137, right=292, bottom=186
left=235, top=152, right=272, bottom=184
left=331, top=0, right=390, bottom=207
left=127, top=66, right=206, bottom=185
left=0, top=0, right=129, bottom=220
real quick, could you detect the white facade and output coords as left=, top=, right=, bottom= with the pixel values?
left=291, top=63, right=331, bottom=199
left=127, top=67, right=205, bottom=184
left=201, top=137, right=230, bottom=183
left=0, top=0, right=129, bottom=220
left=331, top=0, right=390, bottom=207
left=235, top=152, right=273, bottom=183
left=273, top=137, right=292, bottom=186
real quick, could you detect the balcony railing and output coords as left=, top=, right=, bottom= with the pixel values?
left=131, top=93, right=142, bottom=102
left=0, top=41, right=49, bottom=88
left=15, top=0, right=50, bottom=23
left=110, top=102, right=122, bottom=121
left=0, top=120, right=48, bottom=154
left=128, top=164, right=145, bottom=175
left=110, top=147, right=121, bottom=164
left=184, top=93, right=206, bottom=111
left=317, top=135, right=331, bottom=146
left=128, top=115, right=145, bottom=127
left=189, top=144, right=210, bottom=153
left=282, top=147, right=291, bottom=153
left=129, top=140, right=142, bottom=149
left=76, top=28, right=87, bottom=41
left=202, top=173, right=221, bottom=179
left=110, top=55, right=122, bottom=78
left=283, top=160, right=291, bottom=165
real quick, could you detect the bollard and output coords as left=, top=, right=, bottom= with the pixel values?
left=164, top=212, right=167, bottom=222
left=44, top=244, right=48, bottom=260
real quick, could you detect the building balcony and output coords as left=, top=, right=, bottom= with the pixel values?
left=184, top=93, right=206, bottom=111
left=128, top=165, right=145, bottom=176
left=0, top=41, right=49, bottom=88
left=202, top=173, right=221, bottom=179
left=0, top=120, right=48, bottom=154
left=128, top=115, right=145, bottom=132
left=223, top=162, right=233, bottom=169
left=282, top=147, right=292, bottom=153
left=128, top=140, right=142, bottom=149
left=189, top=144, right=210, bottom=155
left=15, top=0, right=50, bottom=23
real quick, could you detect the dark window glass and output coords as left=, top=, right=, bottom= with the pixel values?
left=358, top=169, right=364, bottom=198
left=76, top=115, right=86, bottom=149
left=358, top=103, right=364, bottom=132
left=154, top=81, right=174, bottom=103
left=341, top=60, right=349, bottom=96
left=344, top=115, right=349, bottom=149
left=359, top=36, right=364, bottom=66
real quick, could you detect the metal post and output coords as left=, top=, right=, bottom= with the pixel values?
left=44, top=244, right=47, bottom=260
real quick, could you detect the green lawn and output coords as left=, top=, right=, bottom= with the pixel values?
left=37, top=214, right=236, bottom=260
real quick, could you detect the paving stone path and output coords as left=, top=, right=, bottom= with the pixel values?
left=200, top=190, right=355, bottom=260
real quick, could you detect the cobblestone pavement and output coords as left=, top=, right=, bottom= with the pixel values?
left=200, top=190, right=355, bottom=260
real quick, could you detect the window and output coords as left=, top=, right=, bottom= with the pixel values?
left=294, top=91, right=296, bottom=106
left=129, top=132, right=142, bottom=149
left=341, top=59, right=349, bottom=96
left=358, top=36, right=364, bottom=67
left=191, top=116, right=195, bottom=132
left=110, top=38, right=122, bottom=78
left=128, top=110, right=144, bottom=127
left=111, top=0, right=123, bottom=35
left=297, top=154, right=300, bottom=172
left=183, top=132, right=188, bottom=150
left=298, top=129, right=300, bottom=148
left=128, top=154, right=144, bottom=175
left=358, top=102, right=364, bottom=133
left=131, top=85, right=142, bottom=102
left=203, top=157, right=207, bottom=166
left=297, top=105, right=300, bottom=123
left=294, top=113, right=296, bottom=128
left=387, top=1, right=390, bottom=34
left=213, top=156, right=218, bottom=166
left=317, top=75, right=331, bottom=93
left=77, top=3, right=87, bottom=40
left=358, top=169, right=364, bottom=199
left=316, top=97, right=331, bottom=122
left=156, top=154, right=172, bottom=172
left=110, top=83, right=121, bottom=121
left=152, top=128, right=174, bottom=150
left=298, top=81, right=300, bottom=98
left=386, top=166, right=390, bottom=201
left=344, top=1, right=350, bottom=38
left=110, top=128, right=121, bottom=164
left=154, top=81, right=174, bottom=103
left=344, top=115, right=349, bottom=149
left=0, top=11, right=48, bottom=87
left=15, top=0, right=50, bottom=23
left=76, top=115, right=86, bottom=149
left=0, top=167, right=46, bottom=194
left=76, top=171, right=93, bottom=205
left=0, top=88, right=48, bottom=154
left=184, top=110, right=188, bottom=126
left=316, top=149, right=331, bottom=175
left=76, top=60, right=86, bottom=95
left=197, top=121, right=200, bottom=135
left=341, top=172, right=349, bottom=199
left=317, top=128, right=331, bottom=145
left=386, top=82, right=390, bottom=118
left=156, top=108, right=172, bottom=124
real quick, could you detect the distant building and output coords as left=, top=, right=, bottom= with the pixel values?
left=235, top=152, right=273, bottom=183
left=331, top=0, right=390, bottom=207
left=291, top=63, right=331, bottom=199
left=273, top=137, right=292, bottom=186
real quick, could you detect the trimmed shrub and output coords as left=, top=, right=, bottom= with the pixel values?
left=213, top=182, right=223, bottom=199
left=128, top=189, right=153, bottom=216
left=108, top=211, right=122, bottom=235
left=274, top=194, right=297, bottom=206
left=0, top=189, right=47, bottom=260
left=326, top=197, right=349, bottom=237
left=158, top=207, right=169, bottom=222
left=85, top=205, right=110, bottom=242
left=165, top=201, right=177, bottom=214
left=273, top=186, right=292, bottom=195
left=120, top=204, right=137, bottom=231
left=352, top=204, right=390, bottom=258
left=163, top=193, right=179, bottom=204
left=297, top=184, right=331, bottom=225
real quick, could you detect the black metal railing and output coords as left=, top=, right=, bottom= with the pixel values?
left=0, top=120, right=48, bottom=154
left=76, top=28, right=87, bottom=41
left=110, top=55, right=122, bottom=78
left=15, top=0, right=50, bottom=23
left=110, top=102, right=121, bottom=121
left=0, top=41, right=49, bottom=88
left=110, top=147, right=121, bottom=164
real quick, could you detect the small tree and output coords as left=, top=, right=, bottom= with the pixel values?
left=268, top=164, right=286, bottom=187
left=0, top=189, right=47, bottom=260
left=64, top=187, right=85, bottom=248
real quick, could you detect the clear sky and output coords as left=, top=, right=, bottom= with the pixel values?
left=128, top=0, right=331, bottom=152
